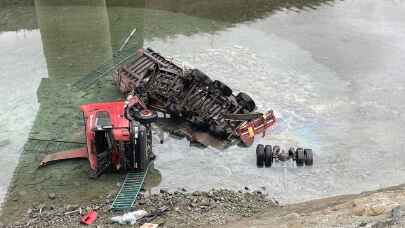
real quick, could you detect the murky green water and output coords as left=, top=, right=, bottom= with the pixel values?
left=1, top=0, right=405, bottom=223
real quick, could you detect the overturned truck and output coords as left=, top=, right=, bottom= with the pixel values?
left=113, top=48, right=276, bottom=145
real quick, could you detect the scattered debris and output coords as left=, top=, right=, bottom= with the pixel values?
left=111, top=210, right=148, bottom=225
left=119, top=28, right=137, bottom=51
left=80, top=210, right=97, bottom=225
left=256, top=144, right=314, bottom=167
left=9, top=188, right=277, bottom=227
left=64, top=208, right=82, bottom=215
left=140, top=223, right=159, bottom=228
left=137, top=206, right=169, bottom=224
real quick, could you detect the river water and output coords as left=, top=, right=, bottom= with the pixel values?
left=1, top=0, right=405, bottom=220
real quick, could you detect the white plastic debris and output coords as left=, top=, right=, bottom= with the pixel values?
left=111, top=210, right=148, bottom=225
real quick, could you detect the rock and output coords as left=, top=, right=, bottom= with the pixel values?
left=366, top=205, right=386, bottom=216
left=181, top=188, right=187, bottom=192
left=284, top=212, right=300, bottom=220
left=48, top=193, right=56, bottom=200
left=160, top=189, right=168, bottom=194
left=200, top=199, right=210, bottom=207
left=138, top=199, right=146, bottom=205
left=352, top=206, right=366, bottom=216
left=253, top=190, right=262, bottom=195
left=358, top=221, right=367, bottom=227
left=27, top=208, right=33, bottom=215
left=192, top=191, right=202, bottom=196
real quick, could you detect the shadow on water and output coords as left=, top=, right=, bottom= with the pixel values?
left=0, top=0, right=337, bottom=223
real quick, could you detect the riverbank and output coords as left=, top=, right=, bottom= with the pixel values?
left=3, top=184, right=405, bottom=227
left=2, top=188, right=277, bottom=227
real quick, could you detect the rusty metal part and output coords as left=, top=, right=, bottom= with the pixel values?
left=39, top=147, right=88, bottom=167
left=236, top=111, right=276, bottom=146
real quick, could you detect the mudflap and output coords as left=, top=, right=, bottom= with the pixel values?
left=39, top=147, right=88, bottom=168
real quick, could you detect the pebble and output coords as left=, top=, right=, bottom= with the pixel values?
left=192, top=191, right=202, bottom=196
left=27, top=208, right=33, bottom=215
left=48, top=193, right=56, bottom=200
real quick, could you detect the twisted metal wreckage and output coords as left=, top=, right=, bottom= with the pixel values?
left=39, top=48, right=277, bottom=179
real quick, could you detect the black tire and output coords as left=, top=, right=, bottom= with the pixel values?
left=191, top=69, right=212, bottom=85
left=304, top=149, right=313, bottom=166
left=134, top=109, right=158, bottom=124
left=288, top=147, right=295, bottom=160
left=209, top=124, right=227, bottom=137
left=236, top=92, right=256, bottom=112
left=256, top=144, right=265, bottom=167
left=296, top=148, right=305, bottom=166
left=213, top=80, right=233, bottom=97
left=264, top=145, right=273, bottom=167
left=136, top=127, right=149, bottom=170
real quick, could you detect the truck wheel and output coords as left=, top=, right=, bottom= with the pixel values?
left=288, top=147, right=295, bottom=160
left=134, top=109, right=158, bottom=124
left=209, top=124, right=227, bottom=137
left=213, top=80, right=233, bottom=97
left=264, top=145, right=273, bottom=167
left=236, top=92, right=256, bottom=112
left=296, top=148, right=305, bottom=166
left=256, top=144, right=265, bottom=167
left=191, top=69, right=212, bottom=85
left=304, top=149, right=313, bottom=166
left=136, top=127, right=148, bottom=170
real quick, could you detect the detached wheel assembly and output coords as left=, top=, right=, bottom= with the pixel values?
left=256, top=145, right=314, bottom=167
left=256, top=144, right=265, bottom=167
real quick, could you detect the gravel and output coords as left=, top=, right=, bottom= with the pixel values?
left=6, top=188, right=277, bottom=227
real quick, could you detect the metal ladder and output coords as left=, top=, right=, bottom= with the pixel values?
left=111, top=165, right=150, bottom=210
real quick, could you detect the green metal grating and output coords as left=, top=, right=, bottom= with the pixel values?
left=111, top=164, right=150, bottom=210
